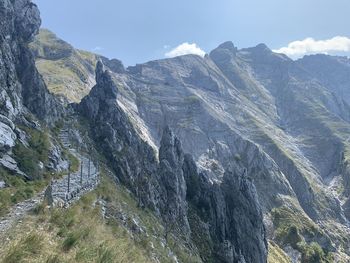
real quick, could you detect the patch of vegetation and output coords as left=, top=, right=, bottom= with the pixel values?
left=0, top=184, right=153, bottom=263
left=62, top=228, right=89, bottom=251
left=0, top=126, right=56, bottom=216
left=0, top=168, right=47, bottom=217
left=188, top=205, right=213, bottom=262
left=13, top=127, right=50, bottom=180
left=268, top=241, right=291, bottom=263
left=271, top=204, right=319, bottom=247
left=1, top=232, right=43, bottom=263
left=271, top=204, right=334, bottom=262
left=283, top=225, right=303, bottom=249
left=46, top=255, right=62, bottom=263
left=30, top=29, right=73, bottom=59
left=66, top=152, right=80, bottom=173
left=52, top=120, right=64, bottom=137
left=297, top=241, right=333, bottom=263
left=0, top=170, right=200, bottom=263
left=31, top=29, right=98, bottom=103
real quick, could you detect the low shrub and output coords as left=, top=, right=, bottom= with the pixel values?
left=297, top=242, right=333, bottom=263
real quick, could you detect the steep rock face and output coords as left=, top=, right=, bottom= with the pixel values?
left=184, top=154, right=267, bottom=262
left=0, top=0, right=62, bottom=123
left=78, top=62, right=268, bottom=262
left=0, top=0, right=64, bottom=177
left=79, top=62, right=157, bottom=195
left=297, top=54, right=350, bottom=108
left=104, top=44, right=348, bottom=258
left=297, top=55, right=350, bottom=215
left=158, top=126, right=190, bottom=236
left=121, top=54, right=295, bottom=211
left=209, top=44, right=324, bottom=220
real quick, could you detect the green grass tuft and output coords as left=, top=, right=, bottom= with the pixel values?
left=2, top=233, right=43, bottom=263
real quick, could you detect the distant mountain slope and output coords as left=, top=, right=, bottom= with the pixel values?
left=29, top=28, right=350, bottom=261
left=110, top=45, right=350, bottom=261
left=29, top=29, right=97, bottom=103
left=30, top=29, right=125, bottom=104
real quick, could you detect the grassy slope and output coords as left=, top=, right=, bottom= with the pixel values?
left=268, top=242, right=291, bottom=263
left=0, top=170, right=201, bottom=263
left=30, top=29, right=97, bottom=103
left=270, top=200, right=335, bottom=263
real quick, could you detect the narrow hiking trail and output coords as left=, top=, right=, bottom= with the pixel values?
left=0, top=191, right=44, bottom=236
left=0, top=126, right=99, bottom=236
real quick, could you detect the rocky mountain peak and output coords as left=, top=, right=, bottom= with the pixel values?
left=13, top=0, right=41, bottom=42
left=100, top=57, right=125, bottom=74
left=93, top=61, right=118, bottom=100
left=239, top=43, right=277, bottom=59
left=254, top=43, right=270, bottom=51
left=217, top=41, right=238, bottom=53
left=95, top=61, right=105, bottom=82
left=209, top=41, right=238, bottom=63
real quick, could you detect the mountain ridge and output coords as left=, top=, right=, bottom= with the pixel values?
left=1, top=3, right=350, bottom=261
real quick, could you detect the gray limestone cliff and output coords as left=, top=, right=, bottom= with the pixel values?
left=77, top=63, right=268, bottom=262
left=0, top=0, right=64, bottom=177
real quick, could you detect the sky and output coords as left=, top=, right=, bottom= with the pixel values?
left=33, top=0, right=350, bottom=66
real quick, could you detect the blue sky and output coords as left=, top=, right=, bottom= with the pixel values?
left=33, top=0, right=350, bottom=66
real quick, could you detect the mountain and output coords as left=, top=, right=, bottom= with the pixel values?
left=100, top=42, right=350, bottom=261
left=0, top=1, right=266, bottom=262
left=35, top=35, right=350, bottom=261
left=77, top=61, right=267, bottom=262
left=30, top=29, right=125, bottom=103
left=1, top=0, right=350, bottom=262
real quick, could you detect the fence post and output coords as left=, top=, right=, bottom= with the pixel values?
left=80, top=160, right=83, bottom=185
left=88, top=158, right=91, bottom=179
left=67, top=162, right=71, bottom=193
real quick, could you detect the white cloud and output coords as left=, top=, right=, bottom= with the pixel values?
left=165, top=42, right=206, bottom=58
left=273, top=36, right=350, bottom=58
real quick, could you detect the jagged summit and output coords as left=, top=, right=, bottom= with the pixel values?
left=211, top=41, right=272, bottom=57
left=94, top=61, right=118, bottom=100
left=100, top=57, right=125, bottom=74
left=95, top=60, right=105, bottom=83
left=13, top=0, right=41, bottom=42
left=216, top=41, right=238, bottom=52
left=253, top=43, right=270, bottom=51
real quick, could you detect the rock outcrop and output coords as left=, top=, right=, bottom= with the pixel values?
left=81, top=43, right=349, bottom=259
left=78, top=62, right=268, bottom=262
left=0, top=0, right=64, bottom=176
left=0, top=0, right=62, bottom=123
